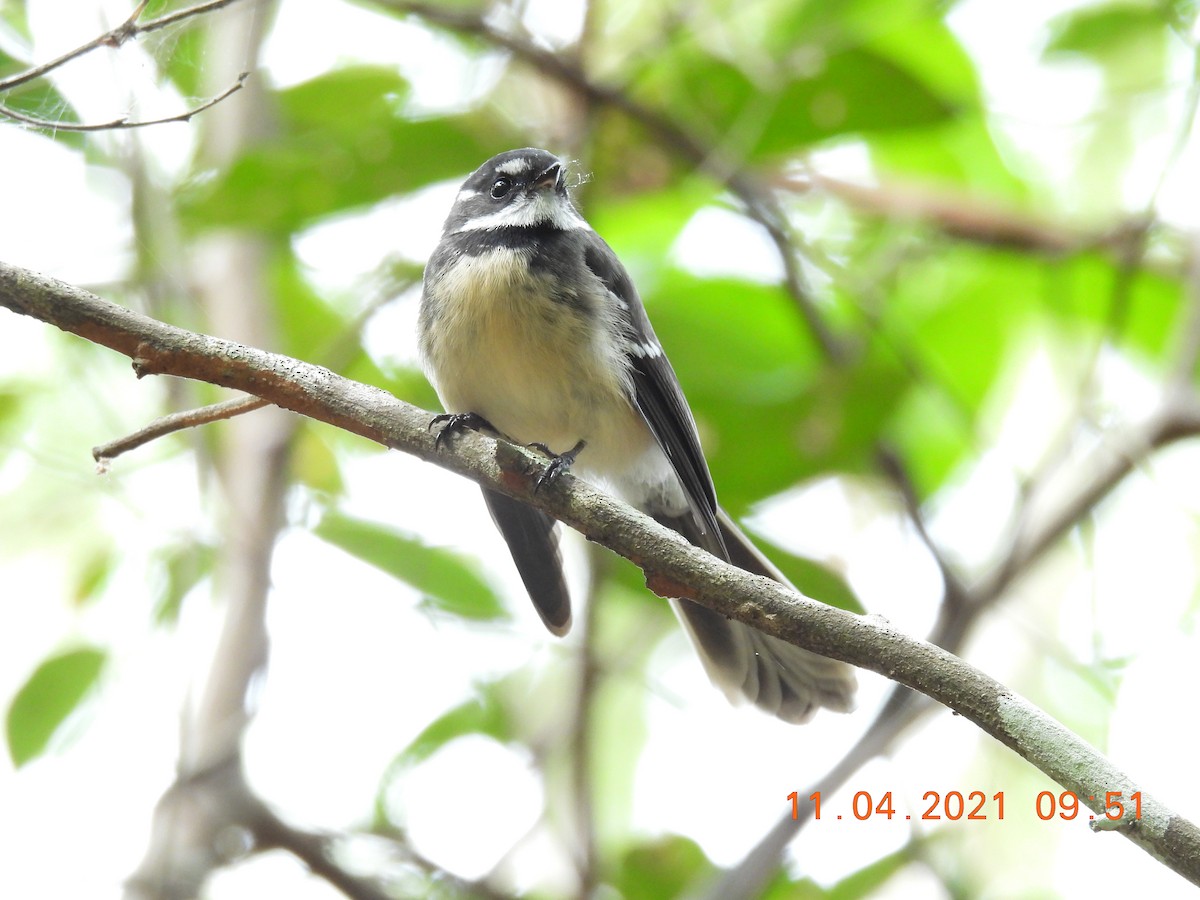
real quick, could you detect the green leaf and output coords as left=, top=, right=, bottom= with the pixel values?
left=0, top=0, right=30, bottom=43
left=756, top=46, right=958, bottom=157
left=150, top=24, right=205, bottom=99
left=269, top=249, right=355, bottom=362
left=612, top=835, right=715, bottom=900
left=315, top=511, right=509, bottom=623
left=637, top=43, right=956, bottom=158
left=0, top=385, right=21, bottom=439
left=292, top=428, right=344, bottom=496
left=644, top=270, right=908, bottom=508
left=0, top=77, right=84, bottom=148
left=71, top=544, right=114, bottom=606
left=395, top=690, right=511, bottom=770
left=825, top=846, right=916, bottom=899
left=895, top=245, right=1044, bottom=409
left=182, top=66, right=515, bottom=233
left=885, top=384, right=973, bottom=497
left=1048, top=250, right=1182, bottom=360
left=757, top=845, right=913, bottom=899
left=869, top=113, right=1028, bottom=199
left=586, top=180, right=716, bottom=270
left=1044, top=3, right=1168, bottom=60
left=152, top=540, right=214, bottom=626
left=6, top=647, right=106, bottom=767
left=374, top=686, right=513, bottom=828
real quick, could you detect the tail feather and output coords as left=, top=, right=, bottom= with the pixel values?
left=482, top=488, right=572, bottom=636
left=660, top=508, right=856, bottom=724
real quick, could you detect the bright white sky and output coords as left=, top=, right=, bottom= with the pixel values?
left=1, top=1, right=1199, bottom=898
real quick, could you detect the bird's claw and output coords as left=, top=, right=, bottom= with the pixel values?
left=430, top=411, right=495, bottom=450
left=532, top=439, right=586, bottom=492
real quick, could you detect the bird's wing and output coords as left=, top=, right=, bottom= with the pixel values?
left=582, top=235, right=725, bottom=557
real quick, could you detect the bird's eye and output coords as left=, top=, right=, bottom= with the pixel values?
left=490, top=177, right=513, bottom=200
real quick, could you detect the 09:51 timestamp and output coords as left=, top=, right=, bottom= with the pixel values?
left=787, top=790, right=1144, bottom=822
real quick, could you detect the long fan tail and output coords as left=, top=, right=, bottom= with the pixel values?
left=661, top=509, right=856, bottom=724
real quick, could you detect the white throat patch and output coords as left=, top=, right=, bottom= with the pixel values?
left=454, top=191, right=589, bottom=233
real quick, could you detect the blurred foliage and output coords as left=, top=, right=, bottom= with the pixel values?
left=315, top=510, right=511, bottom=623
left=6, top=646, right=106, bottom=767
left=2, top=0, right=1199, bottom=897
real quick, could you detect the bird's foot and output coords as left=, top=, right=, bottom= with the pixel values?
left=430, top=411, right=496, bottom=450
left=530, top=439, right=587, bottom=492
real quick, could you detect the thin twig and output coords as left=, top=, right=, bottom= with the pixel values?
left=0, top=0, right=245, bottom=92
left=0, top=73, right=248, bottom=132
left=92, top=394, right=268, bottom=465
left=137, top=0, right=248, bottom=36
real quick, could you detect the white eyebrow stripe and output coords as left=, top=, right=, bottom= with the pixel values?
left=496, top=157, right=533, bottom=175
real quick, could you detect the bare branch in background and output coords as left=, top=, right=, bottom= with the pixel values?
left=0, top=0, right=245, bottom=93
left=0, top=0, right=248, bottom=131
left=0, top=73, right=248, bottom=132
left=114, top=3, right=297, bottom=898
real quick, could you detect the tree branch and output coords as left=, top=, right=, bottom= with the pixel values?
left=0, top=74, right=248, bottom=132
left=4, top=259, right=1200, bottom=886
left=0, top=0, right=249, bottom=132
left=92, top=394, right=269, bottom=466
left=0, top=0, right=245, bottom=93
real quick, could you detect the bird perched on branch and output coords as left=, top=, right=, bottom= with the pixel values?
left=419, top=148, right=856, bottom=723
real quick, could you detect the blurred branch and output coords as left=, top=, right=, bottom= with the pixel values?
left=126, top=752, right=402, bottom=900
left=567, top=553, right=605, bottom=899
left=5, top=260, right=1200, bottom=887
left=783, top=172, right=1197, bottom=280
left=120, top=4, right=294, bottom=899
left=371, top=0, right=845, bottom=362
left=0, top=0, right=248, bottom=131
left=786, top=171, right=1084, bottom=254
left=0, top=0, right=245, bottom=92
left=0, top=73, right=248, bottom=132
left=247, top=798, right=398, bottom=900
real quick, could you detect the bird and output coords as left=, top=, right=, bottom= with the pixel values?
left=417, top=148, right=856, bottom=723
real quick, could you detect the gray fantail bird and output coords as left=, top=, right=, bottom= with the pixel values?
left=418, top=148, right=856, bottom=723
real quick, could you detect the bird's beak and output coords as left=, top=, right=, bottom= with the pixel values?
left=531, top=162, right=561, bottom=193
